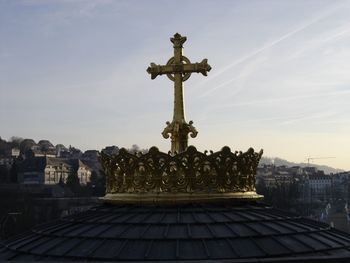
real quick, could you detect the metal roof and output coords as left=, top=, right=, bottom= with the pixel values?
left=1, top=202, right=350, bottom=262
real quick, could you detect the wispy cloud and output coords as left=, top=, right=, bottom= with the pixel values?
left=219, top=88, right=350, bottom=108
left=199, top=53, right=268, bottom=98
left=197, top=2, right=346, bottom=95
left=279, top=111, right=337, bottom=126
left=25, top=0, right=116, bottom=29
left=286, top=22, right=350, bottom=61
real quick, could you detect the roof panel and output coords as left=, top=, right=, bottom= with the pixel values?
left=143, top=240, right=176, bottom=260
left=10, top=253, right=42, bottom=261
left=7, top=234, right=41, bottom=250
left=64, top=223, right=95, bottom=237
left=98, top=224, right=131, bottom=238
left=178, top=239, right=206, bottom=260
left=118, top=224, right=150, bottom=239
left=30, top=237, right=66, bottom=255
left=274, top=235, right=311, bottom=253
left=255, top=237, right=292, bottom=256
left=116, top=240, right=149, bottom=260
left=179, top=212, right=197, bottom=223
left=82, top=223, right=112, bottom=237
left=293, top=234, right=330, bottom=250
left=206, top=239, right=237, bottom=258
left=277, top=220, right=313, bottom=232
left=228, top=223, right=258, bottom=237
left=65, top=238, right=105, bottom=258
left=91, top=239, right=124, bottom=259
left=247, top=222, right=279, bottom=235
left=190, top=224, right=212, bottom=238
left=208, top=223, right=231, bottom=238
left=193, top=213, right=213, bottom=223
left=262, top=221, right=293, bottom=234
left=142, top=225, right=167, bottom=239
left=45, top=237, right=81, bottom=256
left=143, top=212, right=166, bottom=223
left=0, top=248, right=18, bottom=260
left=167, top=224, right=188, bottom=239
left=229, top=238, right=266, bottom=258
left=309, top=232, right=343, bottom=248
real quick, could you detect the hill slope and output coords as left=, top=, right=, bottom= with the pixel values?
left=260, top=157, right=344, bottom=174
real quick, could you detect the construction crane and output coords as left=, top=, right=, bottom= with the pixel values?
left=306, top=157, right=335, bottom=165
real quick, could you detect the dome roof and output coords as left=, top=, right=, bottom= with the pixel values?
left=1, top=202, right=350, bottom=262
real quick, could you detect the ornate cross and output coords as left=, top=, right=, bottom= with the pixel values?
left=147, top=33, right=211, bottom=154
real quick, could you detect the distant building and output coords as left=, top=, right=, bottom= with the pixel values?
left=81, top=150, right=103, bottom=178
left=82, top=150, right=99, bottom=160
left=19, top=138, right=36, bottom=154
left=102, top=146, right=119, bottom=155
left=0, top=157, right=13, bottom=166
left=56, top=144, right=68, bottom=157
left=331, top=172, right=350, bottom=198
left=17, top=157, right=91, bottom=185
left=37, top=140, right=56, bottom=153
left=25, top=148, right=56, bottom=158
left=307, top=173, right=332, bottom=199
left=11, top=148, right=20, bottom=157
left=257, top=164, right=336, bottom=202
left=262, top=175, right=277, bottom=188
left=66, top=146, right=82, bottom=159
left=257, top=164, right=295, bottom=189
left=74, top=159, right=92, bottom=185
left=303, top=166, right=318, bottom=175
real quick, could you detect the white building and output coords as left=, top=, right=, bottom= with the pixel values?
left=308, top=174, right=332, bottom=198
left=18, top=157, right=92, bottom=185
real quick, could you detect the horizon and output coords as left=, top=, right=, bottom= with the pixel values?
left=1, top=0, right=350, bottom=170
left=0, top=134, right=346, bottom=172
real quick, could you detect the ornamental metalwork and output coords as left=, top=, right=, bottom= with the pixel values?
left=147, top=33, right=211, bottom=154
left=100, top=146, right=263, bottom=195
left=100, top=33, right=264, bottom=204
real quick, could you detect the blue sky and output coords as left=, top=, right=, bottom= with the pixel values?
left=0, top=0, right=349, bottom=170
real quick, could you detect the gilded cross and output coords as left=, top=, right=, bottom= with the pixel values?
left=147, top=33, right=211, bottom=154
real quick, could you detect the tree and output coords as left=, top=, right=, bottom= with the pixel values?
left=0, top=137, right=9, bottom=157
left=9, top=137, right=23, bottom=148
left=256, top=178, right=267, bottom=196
left=89, top=170, right=106, bottom=196
left=19, top=139, right=36, bottom=154
left=0, top=165, right=9, bottom=183
left=90, top=171, right=98, bottom=187
left=58, top=176, right=65, bottom=187
left=10, top=160, right=18, bottom=183
left=66, top=169, right=81, bottom=195
left=128, top=144, right=148, bottom=154
left=129, top=144, right=140, bottom=154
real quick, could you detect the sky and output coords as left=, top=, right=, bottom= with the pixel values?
left=0, top=0, right=349, bottom=170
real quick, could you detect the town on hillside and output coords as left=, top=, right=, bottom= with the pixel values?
left=0, top=136, right=349, bottom=238
left=0, top=136, right=122, bottom=238
left=256, top=164, right=350, bottom=232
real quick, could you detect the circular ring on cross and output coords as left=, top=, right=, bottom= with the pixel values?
left=166, top=56, right=192, bottom=82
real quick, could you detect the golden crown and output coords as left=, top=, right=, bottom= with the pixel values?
left=100, top=146, right=263, bottom=204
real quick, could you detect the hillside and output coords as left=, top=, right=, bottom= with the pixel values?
left=260, top=157, right=344, bottom=174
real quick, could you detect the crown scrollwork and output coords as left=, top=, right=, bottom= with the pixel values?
left=162, top=121, right=173, bottom=139
left=188, top=121, right=198, bottom=138
left=100, top=146, right=263, bottom=198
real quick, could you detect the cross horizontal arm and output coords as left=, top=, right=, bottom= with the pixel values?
left=183, top=59, right=212, bottom=76
left=147, top=59, right=211, bottom=79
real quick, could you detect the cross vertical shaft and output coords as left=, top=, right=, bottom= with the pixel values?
left=147, top=33, right=211, bottom=154
left=172, top=34, right=185, bottom=122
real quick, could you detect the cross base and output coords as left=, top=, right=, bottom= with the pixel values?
left=162, top=120, right=198, bottom=154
